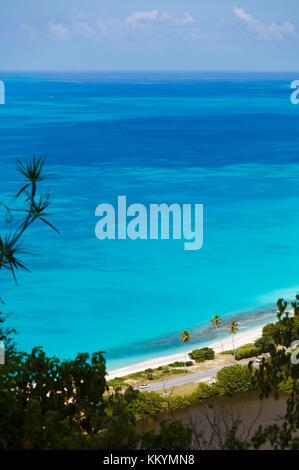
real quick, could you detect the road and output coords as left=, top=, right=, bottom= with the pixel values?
left=139, top=359, right=256, bottom=392
left=140, top=366, right=223, bottom=392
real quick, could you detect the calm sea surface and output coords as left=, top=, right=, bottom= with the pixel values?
left=1, top=72, right=299, bottom=370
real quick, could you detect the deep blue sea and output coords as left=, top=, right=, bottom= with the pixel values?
left=1, top=72, right=299, bottom=370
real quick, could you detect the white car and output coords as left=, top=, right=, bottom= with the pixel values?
left=139, top=384, right=150, bottom=390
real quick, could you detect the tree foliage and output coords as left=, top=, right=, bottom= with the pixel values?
left=248, top=299, right=299, bottom=449
left=0, top=156, right=57, bottom=281
left=189, top=347, right=215, bottom=363
left=216, top=364, right=253, bottom=395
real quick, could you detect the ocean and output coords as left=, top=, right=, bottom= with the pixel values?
left=1, top=71, right=299, bottom=370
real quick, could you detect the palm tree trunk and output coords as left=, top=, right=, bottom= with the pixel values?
left=217, top=328, right=224, bottom=352
left=184, top=343, right=186, bottom=374
left=232, top=335, right=235, bottom=359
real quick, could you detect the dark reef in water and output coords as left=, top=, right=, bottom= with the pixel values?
left=106, top=303, right=277, bottom=367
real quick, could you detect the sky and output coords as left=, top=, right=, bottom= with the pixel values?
left=1, top=1, right=299, bottom=71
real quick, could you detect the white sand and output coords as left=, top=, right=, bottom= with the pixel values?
left=107, top=325, right=264, bottom=380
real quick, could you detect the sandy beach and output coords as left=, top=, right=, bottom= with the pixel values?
left=107, top=325, right=264, bottom=380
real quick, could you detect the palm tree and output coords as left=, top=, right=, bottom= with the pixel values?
left=180, top=330, right=191, bottom=374
left=227, top=320, right=239, bottom=358
left=211, top=314, right=224, bottom=352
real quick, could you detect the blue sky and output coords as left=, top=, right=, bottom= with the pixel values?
left=1, top=0, right=299, bottom=70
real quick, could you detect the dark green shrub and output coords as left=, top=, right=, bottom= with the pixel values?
left=130, top=372, right=144, bottom=379
left=278, top=377, right=298, bottom=394
left=108, top=377, right=128, bottom=390
left=262, top=322, right=280, bottom=338
left=128, top=392, right=166, bottom=419
left=168, top=361, right=193, bottom=367
left=235, top=343, right=261, bottom=360
left=194, top=382, right=217, bottom=400
left=261, top=318, right=299, bottom=346
left=169, top=382, right=216, bottom=410
left=189, top=347, right=215, bottom=363
left=141, top=420, right=192, bottom=450
left=216, top=364, right=254, bottom=395
left=254, top=335, right=275, bottom=353
left=170, top=369, right=189, bottom=375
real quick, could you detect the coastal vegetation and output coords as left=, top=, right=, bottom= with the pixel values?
left=220, top=340, right=272, bottom=361
left=1, top=295, right=297, bottom=449
left=107, top=350, right=251, bottom=392
left=1, top=278, right=298, bottom=449
left=234, top=343, right=261, bottom=361
left=189, top=347, right=215, bottom=363
left=108, top=364, right=193, bottom=391
left=129, top=302, right=299, bottom=449
left=211, top=314, right=224, bottom=351
left=168, top=360, right=193, bottom=368
left=227, top=320, right=239, bottom=358
left=129, top=365, right=252, bottom=418
left=180, top=329, right=191, bottom=374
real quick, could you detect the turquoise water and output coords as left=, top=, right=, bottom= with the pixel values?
left=1, top=72, right=299, bottom=370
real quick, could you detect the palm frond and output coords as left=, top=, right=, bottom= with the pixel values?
left=40, top=217, right=59, bottom=233
left=16, top=155, right=55, bottom=185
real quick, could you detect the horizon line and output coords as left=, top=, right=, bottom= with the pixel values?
left=1, top=69, right=299, bottom=74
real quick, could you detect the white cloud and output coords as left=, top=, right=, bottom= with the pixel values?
left=126, top=10, right=158, bottom=26
left=233, top=6, right=252, bottom=24
left=95, top=10, right=199, bottom=39
left=161, top=12, right=195, bottom=27
left=181, top=13, right=195, bottom=26
left=48, top=21, right=71, bottom=40
left=45, top=9, right=205, bottom=42
left=233, top=6, right=297, bottom=40
left=72, top=21, right=96, bottom=38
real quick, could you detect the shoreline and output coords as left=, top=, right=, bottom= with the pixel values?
left=107, top=324, right=265, bottom=380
